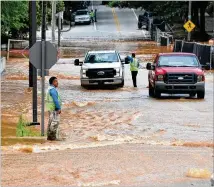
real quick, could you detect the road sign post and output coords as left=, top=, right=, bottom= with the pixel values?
left=41, top=41, right=45, bottom=136
left=29, top=40, right=57, bottom=136
left=41, top=0, right=46, bottom=136
left=188, top=1, right=192, bottom=41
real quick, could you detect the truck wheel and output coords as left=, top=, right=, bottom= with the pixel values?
left=138, top=22, right=142, bottom=29
left=81, top=82, right=88, bottom=89
left=146, top=25, right=149, bottom=31
left=189, top=93, right=196, bottom=97
left=154, top=89, right=161, bottom=98
left=197, top=90, right=205, bottom=99
left=118, top=79, right=124, bottom=88
left=149, top=82, right=154, bottom=97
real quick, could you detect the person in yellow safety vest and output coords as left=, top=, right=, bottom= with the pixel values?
left=127, top=53, right=140, bottom=87
left=45, top=76, right=62, bottom=141
left=90, top=10, right=95, bottom=22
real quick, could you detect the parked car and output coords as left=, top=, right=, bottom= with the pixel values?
left=74, top=9, right=91, bottom=25
left=146, top=53, right=208, bottom=99
left=74, top=50, right=128, bottom=87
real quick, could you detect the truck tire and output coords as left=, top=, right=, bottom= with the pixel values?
left=138, top=22, right=142, bottom=29
left=149, top=82, right=154, bottom=97
left=146, top=24, right=149, bottom=31
left=118, top=79, right=124, bottom=88
left=189, top=93, right=196, bottom=97
left=154, top=89, right=161, bottom=98
left=81, top=82, right=88, bottom=89
left=197, top=90, right=205, bottom=99
left=81, top=85, right=87, bottom=89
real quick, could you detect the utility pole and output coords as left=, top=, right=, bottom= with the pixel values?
left=58, top=12, right=61, bottom=47
left=187, top=1, right=192, bottom=41
left=51, top=1, right=56, bottom=43
left=29, top=1, right=38, bottom=123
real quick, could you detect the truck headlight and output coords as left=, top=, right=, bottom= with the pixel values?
left=81, top=69, right=87, bottom=78
left=157, top=75, right=164, bottom=81
left=114, top=68, right=121, bottom=77
left=115, top=68, right=120, bottom=73
left=197, top=75, right=204, bottom=82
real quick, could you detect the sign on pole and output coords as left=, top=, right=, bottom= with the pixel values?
left=29, top=40, right=58, bottom=136
left=29, top=41, right=58, bottom=69
left=183, top=20, right=195, bottom=33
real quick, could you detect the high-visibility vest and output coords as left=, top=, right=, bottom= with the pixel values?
left=130, top=58, right=139, bottom=71
left=90, top=12, right=94, bottom=17
left=45, top=86, right=61, bottom=111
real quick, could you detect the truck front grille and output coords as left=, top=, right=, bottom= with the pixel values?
left=86, top=68, right=116, bottom=78
left=165, top=73, right=197, bottom=84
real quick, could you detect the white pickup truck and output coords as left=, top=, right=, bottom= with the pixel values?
left=74, top=50, right=128, bottom=87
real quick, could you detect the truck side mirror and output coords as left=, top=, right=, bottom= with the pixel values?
left=146, top=63, right=152, bottom=70
left=146, top=63, right=155, bottom=70
left=74, top=59, right=80, bottom=66
left=201, top=63, right=210, bottom=70
left=125, top=57, right=129, bottom=64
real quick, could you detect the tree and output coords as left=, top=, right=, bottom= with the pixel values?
left=1, top=0, right=65, bottom=39
left=1, top=1, right=28, bottom=35
left=108, top=1, right=211, bottom=41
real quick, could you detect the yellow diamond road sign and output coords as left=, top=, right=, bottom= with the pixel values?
left=183, top=20, right=196, bottom=32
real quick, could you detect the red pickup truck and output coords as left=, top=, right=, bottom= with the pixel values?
left=146, top=53, right=207, bottom=99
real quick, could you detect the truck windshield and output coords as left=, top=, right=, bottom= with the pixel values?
left=158, top=56, right=199, bottom=67
left=76, top=11, right=88, bottom=15
left=85, top=53, right=119, bottom=63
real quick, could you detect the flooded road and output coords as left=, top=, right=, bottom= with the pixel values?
left=1, top=41, right=213, bottom=186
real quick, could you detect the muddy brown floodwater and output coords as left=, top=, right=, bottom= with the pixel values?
left=1, top=41, right=213, bottom=186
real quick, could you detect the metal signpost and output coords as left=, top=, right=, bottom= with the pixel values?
left=29, top=1, right=58, bottom=136
left=184, top=1, right=196, bottom=41
left=29, top=41, right=57, bottom=136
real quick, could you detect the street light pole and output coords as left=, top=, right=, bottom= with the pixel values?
left=58, top=12, right=61, bottom=47
left=51, top=1, right=56, bottom=43
left=29, top=1, right=38, bottom=123
left=187, top=1, right=192, bottom=41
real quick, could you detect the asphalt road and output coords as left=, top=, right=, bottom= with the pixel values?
left=37, top=2, right=150, bottom=41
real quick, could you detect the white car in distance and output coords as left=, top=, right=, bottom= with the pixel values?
left=74, top=9, right=91, bottom=25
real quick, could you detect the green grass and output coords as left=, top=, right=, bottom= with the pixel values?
left=16, top=115, right=41, bottom=137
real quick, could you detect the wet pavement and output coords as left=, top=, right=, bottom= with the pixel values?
left=1, top=40, right=213, bottom=186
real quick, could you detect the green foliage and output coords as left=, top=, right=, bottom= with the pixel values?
left=108, top=1, right=120, bottom=7
left=1, top=1, right=28, bottom=34
left=56, top=0, right=65, bottom=13
left=1, top=0, right=65, bottom=38
left=16, top=115, right=40, bottom=137
left=108, top=1, right=188, bottom=24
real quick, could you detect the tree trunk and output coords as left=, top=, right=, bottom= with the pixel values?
left=192, top=6, right=199, bottom=27
left=200, top=5, right=206, bottom=33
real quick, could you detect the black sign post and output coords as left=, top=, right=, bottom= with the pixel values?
left=29, top=0, right=39, bottom=125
